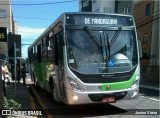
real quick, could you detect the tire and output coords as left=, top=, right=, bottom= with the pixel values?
left=51, top=84, right=61, bottom=103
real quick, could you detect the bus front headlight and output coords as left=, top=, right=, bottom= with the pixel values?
left=68, top=77, right=84, bottom=92
left=131, top=75, right=140, bottom=88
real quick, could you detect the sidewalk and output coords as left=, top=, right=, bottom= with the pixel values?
left=4, top=77, right=36, bottom=118
left=5, top=80, right=33, bottom=109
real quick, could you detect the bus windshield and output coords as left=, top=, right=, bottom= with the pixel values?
left=67, top=28, right=138, bottom=74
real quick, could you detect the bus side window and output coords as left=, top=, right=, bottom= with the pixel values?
left=55, top=36, right=58, bottom=65
left=68, top=47, right=77, bottom=69
left=48, top=31, right=55, bottom=60
left=55, top=31, right=63, bottom=66
left=37, top=44, right=41, bottom=63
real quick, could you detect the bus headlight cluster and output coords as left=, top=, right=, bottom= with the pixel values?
left=68, top=77, right=84, bottom=92
left=72, top=95, right=79, bottom=101
left=131, top=75, right=140, bottom=88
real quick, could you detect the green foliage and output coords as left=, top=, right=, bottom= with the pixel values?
left=3, top=97, right=21, bottom=109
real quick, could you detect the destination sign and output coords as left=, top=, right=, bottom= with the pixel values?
left=84, top=18, right=117, bottom=25
left=0, top=27, right=7, bottom=42
left=66, top=14, right=134, bottom=26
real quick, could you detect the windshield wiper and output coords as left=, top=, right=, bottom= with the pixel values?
left=83, top=26, right=102, bottom=49
left=100, top=34, right=105, bottom=63
left=103, top=33, right=110, bottom=72
left=107, top=34, right=111, bottom=61
left=104, top=33, right=110, bottom=61
left=110, top=27, right=122, bottom=47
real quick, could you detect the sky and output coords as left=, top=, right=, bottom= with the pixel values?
left=10, top=0, right=79, bottom=58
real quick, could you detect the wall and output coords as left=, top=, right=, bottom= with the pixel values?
left=150, top=0, right=159, bottom=66
left=0, top=0, right=12, bottom=32
left=133, top=0, right=159, bottom=83
left=133, top=1, right=155, bottom=65
left=92, top=0, right=115, bottom=13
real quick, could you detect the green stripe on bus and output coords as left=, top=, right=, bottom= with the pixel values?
left=34, top=62, right=48, bottom=81
left=101, top=73, right=136, bottom=91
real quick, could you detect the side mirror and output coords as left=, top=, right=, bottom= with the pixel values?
left=138, top=40, right=142, bottom=58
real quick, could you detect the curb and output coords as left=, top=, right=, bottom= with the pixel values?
left=140, top=85, right=160, bottom=91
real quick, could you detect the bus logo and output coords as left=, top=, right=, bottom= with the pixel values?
left=106, top=85, right=111, bottom=90
left=101, top=74, right=114, bottom=78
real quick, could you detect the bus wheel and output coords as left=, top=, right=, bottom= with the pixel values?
left=51, top=85, right=61, bottom=103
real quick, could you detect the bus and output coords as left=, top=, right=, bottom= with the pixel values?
left=28, top=12, right=142, bottom=105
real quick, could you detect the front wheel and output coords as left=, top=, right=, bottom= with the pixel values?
left=51, top=84, right=61, bottom=103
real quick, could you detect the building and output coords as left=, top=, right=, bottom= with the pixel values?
left=133, top=0, right=159, bottom=83
left=92, top=0, right=115, bottom=13
left=133, top=0, right=159, bottom=66
left=0, top=0, right=13, bottom=32
left=79, top=0, right=133, bottom=14
left=0, top=0, right=11, bottom=57
left=150, top=0, right=159, bottom=66
left=79, top=0, right=92, bottom=12
left=0, top=0, right=12, bottom=57
left=0, top=0, right=18, bottom=34
left=0, top=0, right=19, bottom=57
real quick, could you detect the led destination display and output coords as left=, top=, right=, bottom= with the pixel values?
left=66, top=14, right=134, bottom=26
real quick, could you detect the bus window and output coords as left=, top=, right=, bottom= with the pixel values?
left=55, top=31, right=63, bottom=66
left=37, top=45, right=41, bottom=63
left=67, top=30, right=137, bottom=74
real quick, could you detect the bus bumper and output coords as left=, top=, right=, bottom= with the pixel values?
left=64, top=85, right=139, bottom=105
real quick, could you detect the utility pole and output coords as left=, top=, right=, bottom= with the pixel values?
left=14, top=43, right=17, bottom=96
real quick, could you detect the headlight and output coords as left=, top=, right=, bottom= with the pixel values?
left=68, top=77, right=84, bottom=92
left=131, top=75, right=140, bottom=88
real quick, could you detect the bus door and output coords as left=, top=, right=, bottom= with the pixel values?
left=55, top=31, right=65, bottom=98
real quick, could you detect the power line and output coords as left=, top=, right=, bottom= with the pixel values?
left=13, top=15, right=53, bottom=21
left=136, top=16, right=160, bottom=28
left=0, top=0, right=77, bottom=6
left=5, top=15, right=52, bottom=21
left=22, top=44, right=31, bottom=45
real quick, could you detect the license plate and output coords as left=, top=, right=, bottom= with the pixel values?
left=102, top=97, right=115, bottom=103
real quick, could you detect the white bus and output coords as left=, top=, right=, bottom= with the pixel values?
left=28, top=12, right=142, bottom=105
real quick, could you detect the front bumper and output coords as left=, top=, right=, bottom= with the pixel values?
left=64, top=85, right=139, bottom=105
